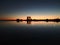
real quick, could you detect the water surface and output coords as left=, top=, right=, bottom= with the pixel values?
left=0, top=21, right=60, bottom=44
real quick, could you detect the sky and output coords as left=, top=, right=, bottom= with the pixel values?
left=0, top=0, right=60, bottom=20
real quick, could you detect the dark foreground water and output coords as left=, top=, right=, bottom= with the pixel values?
left=0, top=21, right=60, bottom=44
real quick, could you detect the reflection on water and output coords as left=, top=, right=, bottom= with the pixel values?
left=17, top=21, right=60, bottom=26
left=0, top=21, right=60, bottom=27
left=17, top=21, right=60, bottom=25
left=0, top=21, right=60, bottom=43
left=27, top=21, right=31, bottom=24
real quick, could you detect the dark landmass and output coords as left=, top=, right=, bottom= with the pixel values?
left=23, top=16, right=60, bottom=22
left=0, top=19, right=60, bottom=22
left=0, top=16, right=60, bottom=22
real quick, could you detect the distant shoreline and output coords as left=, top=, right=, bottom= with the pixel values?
left=0, top=19, right=60, bottom=22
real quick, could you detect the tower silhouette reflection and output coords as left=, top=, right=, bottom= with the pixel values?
left=27, top=21, right=31, bottom=24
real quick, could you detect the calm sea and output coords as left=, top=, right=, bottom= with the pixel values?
left=0, top=21, right=60, bottom=44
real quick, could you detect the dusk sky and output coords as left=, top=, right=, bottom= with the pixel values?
left=0, top=0, right=60, bottom=19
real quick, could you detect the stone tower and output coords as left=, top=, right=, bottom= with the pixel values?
left=27, top=16, right=31, bottom=20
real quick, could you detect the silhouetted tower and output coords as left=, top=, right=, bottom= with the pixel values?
left=27, top=16, right=32, bottom=20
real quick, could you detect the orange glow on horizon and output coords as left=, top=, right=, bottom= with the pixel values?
left=0, top=15, right=60, bottom=20
left=16, top=15, right=60, bottom=19
left=0, top=18, right=16, bottom=20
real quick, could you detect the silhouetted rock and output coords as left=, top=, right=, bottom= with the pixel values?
left=16, top=19, right=19, bottom=22
left=46, top=19, right=48, bottom=22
